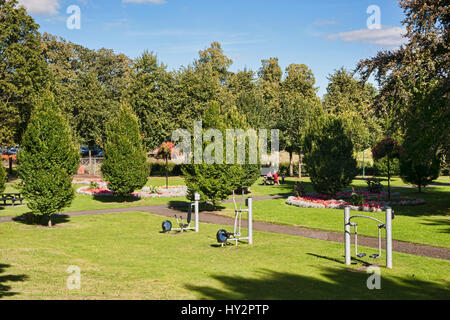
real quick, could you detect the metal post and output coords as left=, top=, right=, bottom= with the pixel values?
left=248, top=197, right=253, bottom=245
left=194, top=192, right=200, bottom=232
left=386, top=207, right=393, bottom=269
left=344, top=206, right=351, bottom=265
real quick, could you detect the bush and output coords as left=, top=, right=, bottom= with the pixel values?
left=18, top=92, right=80, bottom=225
left=150, top=161, right=182, bottom=176
left=0, top=164, right=6, bottom=194
left=374, top=157, right=400, bottom=176
left=182, top=163, right=238, bottom=209
left=303, top=116, right=358, bottom=195
left=101, top=104, right=150, bottom=196
left=400, top=139, right=441, bottom=192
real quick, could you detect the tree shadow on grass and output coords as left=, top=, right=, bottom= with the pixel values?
left=91, top=195, right=141, bottom=204
left=185, top=267, right=450, bottom=300
left=12, top=213, right=70, bottom=226
left=168, top=201, right=225, bottom=213
left=420, top=218, right=450, bottom=234
left=0, top=264, right=28, bottom=298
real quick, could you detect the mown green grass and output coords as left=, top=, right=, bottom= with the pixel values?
left=2, top=176, right=449, bottom=249
left=219, top=178, right=450, bottom=248
left=0, top=212, right=448, bottom=299
left=0, top=176, right=186, bottom=217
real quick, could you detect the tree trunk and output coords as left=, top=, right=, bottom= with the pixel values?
left=48, top=218, right=52, bottom=227
left=289, top=151, right=293, bottom=177
left=298, top=153, right=304, bottom=179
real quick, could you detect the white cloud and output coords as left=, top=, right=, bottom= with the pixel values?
left=17, top=0, right=60, bottom=16
left=122, top=0, right=167, bottom=4
left=328, top=26, right=408, bottom=47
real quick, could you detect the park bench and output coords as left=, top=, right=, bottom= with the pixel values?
left=260, top=167, right=275, bottom=185
left=0, top=193, right=24, bottom=206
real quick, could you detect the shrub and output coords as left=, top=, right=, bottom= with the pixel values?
left=182, top=163, right=238, bottom=209
left=18, top=92, right=80, bottom=226
left=400, top=138, right=441, bottom=192
left=101, top=104, right=150, bottom=196
left=150, top=161, right=181, bottom=176
left=303, top=115, right=358, bottom=195
left=374, top=157, right=400, bottom=176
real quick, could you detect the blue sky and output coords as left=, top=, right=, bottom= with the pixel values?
left=19, top=0, right=407, bottom=97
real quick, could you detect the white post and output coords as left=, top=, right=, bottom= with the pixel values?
left=248, top=197, right=253, bottom=245
left=386, top=207, right=393, bottom=269
left=344, top=206, right=351, bottom=265
left=194, top=192, right=200, bottom=232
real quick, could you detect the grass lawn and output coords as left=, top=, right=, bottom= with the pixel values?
left=0, top=212, right=449, bottom=299
left=1, top=175, right=449, bottom=249
left=216, top=177, right=450, bottom=248
left=0, top=176, right=186, bottom=217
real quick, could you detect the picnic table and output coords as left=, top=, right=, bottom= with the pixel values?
left=0, top=193, right=24, bottom=206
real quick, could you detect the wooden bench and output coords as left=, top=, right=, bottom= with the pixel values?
left=0, top=193, right=24, bottom=206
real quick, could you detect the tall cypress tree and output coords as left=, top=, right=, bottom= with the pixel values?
left=101, top=104, right=149, bottom=197
left=18, top=91, right=80, bottom=226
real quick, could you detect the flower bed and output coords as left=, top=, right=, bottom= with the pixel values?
left=286, top=194, right=425, bottom=212
left=72, top=178, right=106, bottom=185
left=76, top=184, right=187, bottom=198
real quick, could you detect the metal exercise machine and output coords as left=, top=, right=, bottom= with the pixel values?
left=161, top=192, right=200, bottom=233
left=216, top=191, right=253, bottom=246
left=344, top=205, right=393, bottom=269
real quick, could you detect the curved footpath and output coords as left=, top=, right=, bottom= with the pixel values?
left=1, top=195, right=449, bottom=261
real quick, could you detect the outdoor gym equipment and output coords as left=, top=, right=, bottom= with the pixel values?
left=216, top=191, right=253, bottom=246
left=344, top=206, right=393, bottom=269
left=162, top=192, right=200, bottom=233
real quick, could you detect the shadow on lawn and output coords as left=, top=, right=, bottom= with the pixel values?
left=168, top=200, right=225, bottom=212
left=420, top=218, right=450, bottom=234
left=0, top=264, right=28, bottom=298
left=92, top=195, right=140, bottom=204
left=12, top=213, right=70, bottom=226
left=185, top=267, right=450, bottom=300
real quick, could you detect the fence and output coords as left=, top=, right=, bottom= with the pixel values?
left=77, top=157, right=103, bottom=177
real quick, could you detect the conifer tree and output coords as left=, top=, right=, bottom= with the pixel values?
left=18, top=91, right=79, bottom=226
left=101, top=104, right=150, bottom=196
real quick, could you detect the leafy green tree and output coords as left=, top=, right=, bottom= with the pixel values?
left=0, top=163, right=6, bottom=194
left=303, top=115, right=358, bottom=195
left=400, top=138, right=440, bottom=192
left=101, top=104, right=150, bottom=196
left=357, top=0, right=449, bottom=162
left=279, top=64, right=322, bottom=177
left=126, top=51, right=175, bottom=151
left=197, top=41, right=233, bottom=83
left=0, top=0, right=51, bottom=145
left=324, top=68, right=382, bottom=152
left=18, top=91, right=79, bottom=226
left=41, top=34, right=127, bottom=149
left=182, top=102, right=259, bottom=209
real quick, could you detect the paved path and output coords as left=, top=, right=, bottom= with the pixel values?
left=1, top=195, right=449, bottom=261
